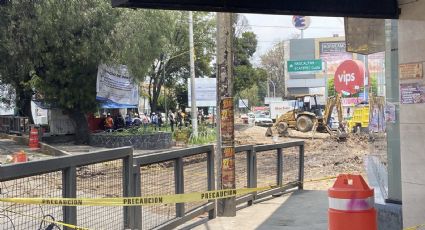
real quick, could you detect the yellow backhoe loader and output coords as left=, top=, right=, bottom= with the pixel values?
left=266, top=94, right=348, bottom=140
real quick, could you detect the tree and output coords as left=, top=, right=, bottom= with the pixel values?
left=233, top=31, right=267, bottom=96
left=261, top=41, right=287, bottom=97
left=0, top=1, right=39, bottom=122
left=29, top=0, right=121, bottom=143
left=120, top=11, right=216, bottom=112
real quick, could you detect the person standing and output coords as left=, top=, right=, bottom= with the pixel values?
left=158, top=112, right=163, bottom=130
left=151, top=112, right=158, bottom=130
left=168, top=111, right=175, bottom=132
left=132, top=113, right=142, bottom=126
left=114, top=114, right=125, bottom=130
left=104, top=113, right=114, bottom=132
left=125, top=114, right=132, bottom=127
left=177, top=111, right=183, bottom=129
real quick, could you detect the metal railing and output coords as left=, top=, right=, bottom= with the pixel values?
left=0, top=141, right=304, bottom=230
left=132, top=145, right=215, bottom=230
left=235, top=141, right=305, bottom=207
left=0, top=116, right=29, bottom=135
left=0, top=147, right=133, bottom=230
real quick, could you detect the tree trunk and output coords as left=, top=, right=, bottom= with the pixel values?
left=69, top=110, right=90, bottom=144
left=15, top=87, right=34, bottom=124
left=150, top=94, right=158, bottom=113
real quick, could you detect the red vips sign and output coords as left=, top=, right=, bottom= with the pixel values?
left=334, top=60, right=366, bottom=95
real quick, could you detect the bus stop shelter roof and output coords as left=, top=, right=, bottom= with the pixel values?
left=112, top=0, right=399, bottom=19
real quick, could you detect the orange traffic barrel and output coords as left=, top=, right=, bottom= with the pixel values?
left=29, top=128, right=39, bottom=149
left=13, top=150, right=28, bottom=163
left=328, top=174, right=377, bottom=230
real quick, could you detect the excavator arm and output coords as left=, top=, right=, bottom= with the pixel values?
left=322, top=94, right=347, bottom=140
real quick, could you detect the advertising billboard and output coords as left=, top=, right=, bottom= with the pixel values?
left=319, top=41, right=353, bottom=76
left=188, top=78, right=217, bottom=107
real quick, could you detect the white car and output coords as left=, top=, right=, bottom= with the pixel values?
left=248, top=113, right=273, bottom=127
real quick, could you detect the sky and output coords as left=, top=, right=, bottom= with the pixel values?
left=241, top=14, right=345, bottom=65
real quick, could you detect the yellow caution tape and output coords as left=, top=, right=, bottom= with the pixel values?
left=0, top=176, right=338, bottom=230
left=0, top=176, right=336, bottom=207
left=0, top=187, right=268, bottom=207
left=404, top=224, right=425, bottom=230
left=1, top=208, right=89, bottom=230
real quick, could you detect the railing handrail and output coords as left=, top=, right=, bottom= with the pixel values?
left=133, top=145, right=214, bottom=166
left=0, top=146, right=133, bottom=181
left=254, top=140, right=304, bottom=152
left=235, top=145, right=254, bottom=153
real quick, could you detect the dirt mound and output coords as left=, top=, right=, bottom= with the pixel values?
left=235, top=125, right=270, bottom=145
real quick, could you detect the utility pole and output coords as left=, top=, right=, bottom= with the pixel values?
left=216, top=12, right=236, bottom=217
left=189, top=11, right=198, bottom=137
left=163, top=64, right=168, bottom=125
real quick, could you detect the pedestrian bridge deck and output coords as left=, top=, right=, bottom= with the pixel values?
left=185, top=190, right=328, bottom=230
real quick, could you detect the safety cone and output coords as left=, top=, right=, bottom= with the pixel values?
left=13, top=150, right=28, bottom=163
left=29, top=127, right=39, bottom=150
left=328, top=174, right=377, bottom=230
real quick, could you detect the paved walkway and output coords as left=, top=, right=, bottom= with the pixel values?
left=193, top=190, right=328, bottom=230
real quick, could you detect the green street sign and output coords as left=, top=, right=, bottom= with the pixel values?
left=287, top=59, right=322, bottom=72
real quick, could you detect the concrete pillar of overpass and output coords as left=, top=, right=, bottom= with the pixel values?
left=398, top=1, right=425, bottom=228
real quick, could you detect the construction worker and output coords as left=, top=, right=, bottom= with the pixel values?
left=104, top=113, right=114, bottom=132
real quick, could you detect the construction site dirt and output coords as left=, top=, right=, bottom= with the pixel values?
left=235, top=124, right=385, bottom=190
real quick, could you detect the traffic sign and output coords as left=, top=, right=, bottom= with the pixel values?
left=292, top=16, right=311, bottom=30
left=287, top=59, right=322, bottom=72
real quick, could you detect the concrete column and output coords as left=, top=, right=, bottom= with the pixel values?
left=385, top=19, right=402, bottom=204
left=398, top=1, right=425, bottom=227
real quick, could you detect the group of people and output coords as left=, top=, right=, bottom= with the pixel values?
left=102, top=112, right=164, bottom=131
left=102, top=109, right=207, bottom=132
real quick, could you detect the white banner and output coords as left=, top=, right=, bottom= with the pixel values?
left=238, top=99, right=249, bottom=108
left=188, top=78, right=217, bottom=107
left=96, top=64, right=139, bottom=105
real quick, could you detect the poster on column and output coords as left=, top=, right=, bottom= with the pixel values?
left=221, top=147, right=235, bottom=189
left=369, top=104, right=385, bottom=132
left=220, top=97, right=234, bottom=146
left=385, top=102, right=396, bottom=123
left=399, top=63, right=423, bottom=80
left=400, top=83, right=425, bottom=104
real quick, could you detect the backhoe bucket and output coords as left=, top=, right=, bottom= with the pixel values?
left=265, top=127, right=273, bottom=137
left=336, top=128, right=348, bottom=140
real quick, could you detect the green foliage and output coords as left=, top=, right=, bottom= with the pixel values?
left=172, top=125, right=216, bottom=145
left=233, top=31, right=267, bottom=95
left=0, top=1, right=39, bottom=119
left=112, top=125, right=158, bottom=136
left=238, top=85, right=260, bottom=107
left=188, top=125, right=216, bottom=145
left=157, top=92, right=178, bottom=112
left=29, top=0, right=120, bottom=113
left=261, top=41, right=286, bottom=97
left=327, top=77, right=336, bottom=97
left=120, top=11, right=216, bottom=112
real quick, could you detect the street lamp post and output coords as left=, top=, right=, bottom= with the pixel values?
left=268, top=79, right=276, bottom=98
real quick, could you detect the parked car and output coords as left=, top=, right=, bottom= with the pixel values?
left=249, top=113, right=273, bottom=127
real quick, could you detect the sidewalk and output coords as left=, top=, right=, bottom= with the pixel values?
left=193, top=190, right=328, bottom=230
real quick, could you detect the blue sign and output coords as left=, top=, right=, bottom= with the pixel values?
left=292, top=16, right=311, bottom=30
